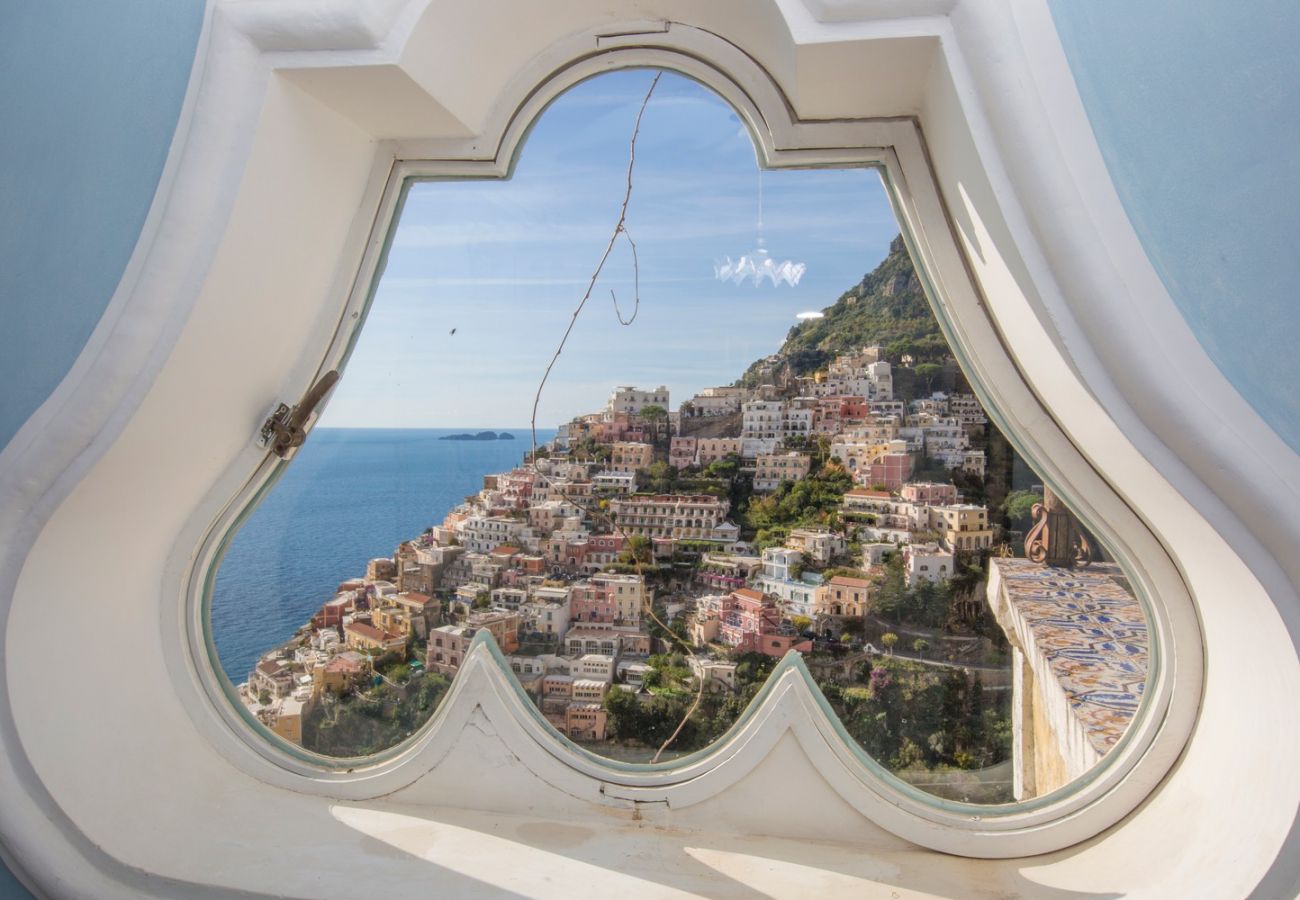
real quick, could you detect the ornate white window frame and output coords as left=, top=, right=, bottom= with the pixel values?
left=167, top=24, right=1201, bottom=859
left=4, top=2, right=1297, bottom=895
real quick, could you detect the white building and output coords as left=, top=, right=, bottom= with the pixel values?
left=606, top=385, right=669, bottom=416
left=521, top=599, right=570, bottom=637
left=903, top=543, right=955, bottom=586
left=609, top=494, right=731, bottom=541
left=786, top=528, right=845, bottom=566
left=573, top=653, right=616, bottom=683
left=685, top=386, right=745, bottom=417
left=591, top=472, right=637, bottom=494
left=756, top=547, right=820, bottom=617
left=459, top=515, right=531, bottom=553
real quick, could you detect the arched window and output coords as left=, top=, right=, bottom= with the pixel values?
left=198, top=62, right=1187, bottom=829
left=31, top=13, right=1204, bottom=876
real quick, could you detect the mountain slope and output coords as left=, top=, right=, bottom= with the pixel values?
left=738, top=235, right=950, bottom=387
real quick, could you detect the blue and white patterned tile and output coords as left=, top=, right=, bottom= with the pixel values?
left=994, top=559, right=1148, bottom=754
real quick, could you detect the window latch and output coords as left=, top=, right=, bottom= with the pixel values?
left=258, top=370, right=339, bottom=459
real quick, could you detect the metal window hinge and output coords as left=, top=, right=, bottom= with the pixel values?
left=258, top=370, right=340, bottom=459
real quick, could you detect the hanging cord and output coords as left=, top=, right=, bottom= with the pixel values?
left=521, top=71, right=709, bottom=763
left=528, top=71, right=658, bottom=441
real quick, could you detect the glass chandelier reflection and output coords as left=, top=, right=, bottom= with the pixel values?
left=714, top=168, right=806, bottom=288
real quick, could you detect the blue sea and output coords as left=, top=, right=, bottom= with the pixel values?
left=211, top=427, right=553, bottom=681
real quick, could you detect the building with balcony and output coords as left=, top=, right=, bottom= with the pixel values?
left=608, top=494, right=731, bottom=541
left=563, top=702, right=608, bottom=742
left=668, top=436, right=697, bottom=469
left=425, top=625, right=472, bottom=676
left=816, top=576, right=871, bottom=618
left=606, top=385, right=669, bottom=417
left=609, top=441, right=654, bottom=475
left=343, top=621, right=409, bottom=656
left=753, top=451, right=812, bottom=492
left=695, top=437, right=743, bottom=466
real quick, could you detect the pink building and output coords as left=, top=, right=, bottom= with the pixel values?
left=838, top=398, right=873, bottom=421
left=751, top=632, right=812, bottom=658
left=812, top=396, right=874, bottom=434
left=499, top=469, right=535, bottom=507
left=594, top=412, right=650, bottom=444
left=590, top=535, right=626, bottom=556
left=718, top=588, right=785, bottom=654
left=901, top=481, right=959, bottom=505
left=699, top=569, right=746, bottom=591
left=558, top=534, right=625, bottom=573
left=569, top=583, right=616, bottom=624
left=669, top=436, right=697, bottom=469
left=311, top=594, right=354, bottom=629
left=866, top=452, right=913, bottom=492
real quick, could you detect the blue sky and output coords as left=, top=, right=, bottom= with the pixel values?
left=320, top=70, right=901, bottom=429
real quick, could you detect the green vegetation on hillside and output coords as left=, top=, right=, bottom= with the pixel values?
left=742, top=464, right=854, bottom=546
left=739, top=235, right=949, bottom=388
left=820, top=658, right=1011, bottom=800
left=303, top=672, right=450, bottom=757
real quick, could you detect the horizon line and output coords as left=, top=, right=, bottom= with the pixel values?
left=315, top=425, right=559, bottom=431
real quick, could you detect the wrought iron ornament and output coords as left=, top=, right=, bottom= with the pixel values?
left=1025, top=485, right=1092, bottom=568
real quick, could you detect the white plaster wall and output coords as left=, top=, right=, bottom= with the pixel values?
left=2, top=1, right=1297, bottom=896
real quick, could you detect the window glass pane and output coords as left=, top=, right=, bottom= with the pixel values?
left=210, top=69, right=1150, bottom=804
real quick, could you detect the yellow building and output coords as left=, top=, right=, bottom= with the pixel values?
left=933, top=504, right=994, bottom=552
left=343, top=621, right=409, bottom=655
left=372, top=604, right=414, bottom=638
left=312, top=651, right=371, bottom=697
left=262, top=698, right=305, bottom=746
left=610, top=441, right=654, bottom=475
left=817, top=576, right=871, bottom=617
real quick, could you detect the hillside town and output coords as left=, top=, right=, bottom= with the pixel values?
left=240, top=340, right=1021, bottom=792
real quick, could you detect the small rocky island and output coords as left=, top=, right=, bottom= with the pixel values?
left=439, top=431, right=516, bottom=441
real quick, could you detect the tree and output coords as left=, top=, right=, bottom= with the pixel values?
left=603, top=686, right=643, bottom=740
left=1001, top=489, right=1042, bottom=534
left=642, top=460, right=677, bottom=494
left=618, top=534, right=652, bottom=565
left=790, top=615, right=813, bottom=633
left=873, top=557, right=909, bottom=619
left=914, top=362, right=944, bottom=394
left=912, top=638, right=930, bottom=659
left=638, top=404, right=668, bottom=421
left=881, top=632, right=898, bottom=654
